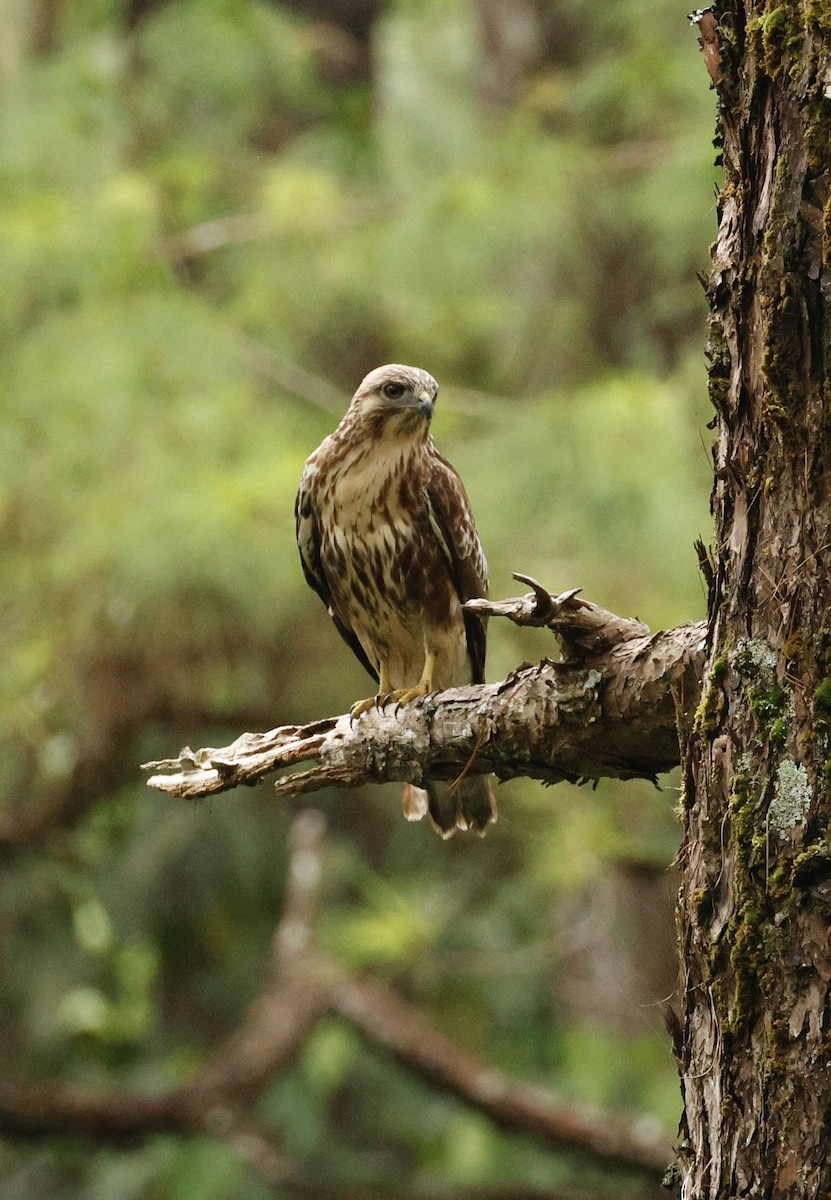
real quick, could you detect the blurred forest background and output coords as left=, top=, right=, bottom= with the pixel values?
left=0, top=0, right=718, bottom=1196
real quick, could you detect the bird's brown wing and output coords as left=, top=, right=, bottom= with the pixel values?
left=424, top=447, right=489, bottom=684
left=295, top=476, right=379, bottom=683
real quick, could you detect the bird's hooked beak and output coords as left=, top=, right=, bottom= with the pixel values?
left=416, top=388, right=434, bottom=421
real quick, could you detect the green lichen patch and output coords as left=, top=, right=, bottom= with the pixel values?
left=748, top=3, right=805, bottom=77
left=749, top=680, right=786, bottom=725
left=769, top=717, right=788, bottom=746
left=769, top=759, right=812, bottom=837
left=729, top=777, right=768, bottom=869
left=731, top=637, right=777, bottom=680
left=728, top=900, right=767, bottom=1028
left=735, top=749, right=753, bottom=774
left=693, top=661, right=728, bottom=738
left=805, top=107, right=831, bottom=178
left=761, top=275, right=809, bottom=416
left=730, top=636, right=795, bottom=742
left=805, top=0, right=831, bottom=33
left=813, top=678, right=831, bottom=712
left=791, top=843, right=831, bottom=888
left=783, top=631, right=807, bottom=665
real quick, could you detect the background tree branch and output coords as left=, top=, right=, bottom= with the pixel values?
left=331, top=974, right=670, bottom=1175
left=0, top=811, right=672, bottom=1192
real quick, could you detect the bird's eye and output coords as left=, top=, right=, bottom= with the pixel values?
left=382, top=382, right=407, bottom=400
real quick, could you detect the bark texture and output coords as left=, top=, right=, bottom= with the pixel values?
left=144, top=584, right=705, bottom=804
left=678, top=6, right=831, bottom=1195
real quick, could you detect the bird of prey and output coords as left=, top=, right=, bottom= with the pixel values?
left=295, top=364, right=496, bottom=836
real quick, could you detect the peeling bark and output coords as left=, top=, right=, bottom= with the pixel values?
left=143, top=585, right=705, bottom=804
left=677, top=5, right=831, bottom=1195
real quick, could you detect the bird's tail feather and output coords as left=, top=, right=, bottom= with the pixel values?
left=401, top=776, right=497, bottom=838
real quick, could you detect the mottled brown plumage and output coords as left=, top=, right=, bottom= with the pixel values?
left=296, top=364, right=496, bottom=835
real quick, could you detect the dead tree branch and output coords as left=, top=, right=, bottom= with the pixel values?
left=143, top=580, right=706, bottom=803
left=331, top=974, right=671, bottom=1174
left=0, top=809, right=672, bottom=1184
left=0, top=969, right=671, bottom=1179
left=0, top=1081, right=189, bottom=1140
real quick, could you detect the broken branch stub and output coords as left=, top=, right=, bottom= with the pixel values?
left=142, top=581, right=706, bottom=805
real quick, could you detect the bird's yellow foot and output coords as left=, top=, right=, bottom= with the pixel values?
left=350, top=694, right=384, bottom=721
left=391, top=679, right=431, bottom=713
left=349, top=682, right=431, bottom=722
left=350, top=657, right=435, bottom=721
left=390, top=654, right=435, bottom=714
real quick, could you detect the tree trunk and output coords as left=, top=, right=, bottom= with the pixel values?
left=677, top=4, right=831, bottom=1195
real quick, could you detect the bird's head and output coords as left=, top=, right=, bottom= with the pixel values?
left=347, top=364, right=438, bottom=439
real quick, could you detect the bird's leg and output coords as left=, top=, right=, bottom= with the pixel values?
left=390, top=651, right=436, bottom=712
left=350, top=655, right=436, bottom=720
left=350, top=663, right=393, bottom=720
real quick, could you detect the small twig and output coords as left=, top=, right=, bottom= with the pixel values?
left=448, top=724, right=490, bottom=798
left=467, top=574, right=652, bottom=661
left=239, top=335, right=349, bottom=415
left=162, top=213, right=265, bottom=261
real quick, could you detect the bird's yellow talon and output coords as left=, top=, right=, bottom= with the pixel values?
left=351, top=682, right=430, bottom=721
left=391, top=680, right=431, bottom=715
left=350, top=695, right=380, bottom=721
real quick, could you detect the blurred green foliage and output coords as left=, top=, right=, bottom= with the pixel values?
left=0, top=0, right=716, bottom=1195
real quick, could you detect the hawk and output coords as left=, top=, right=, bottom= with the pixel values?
left=296, top=364, right=496, bottom=836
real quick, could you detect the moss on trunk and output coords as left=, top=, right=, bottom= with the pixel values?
left=678, top=2, right=831, bottom=1194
